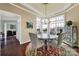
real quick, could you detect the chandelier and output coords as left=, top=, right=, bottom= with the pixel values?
left=43, top=3, right=48, bottom=18
left=43, top=3, right=48, bottom=24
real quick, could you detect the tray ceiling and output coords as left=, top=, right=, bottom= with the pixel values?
left=11, top=3, right=75, bottom=18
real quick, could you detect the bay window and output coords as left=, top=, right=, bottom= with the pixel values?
left=36, top=15, right=65, bottom=38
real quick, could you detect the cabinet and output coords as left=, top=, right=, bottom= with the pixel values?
left=72, top=26, right=78, bottom=47
left=64, top=25, right=78, bottom=47
left=64, top=25, right=72, bottom=46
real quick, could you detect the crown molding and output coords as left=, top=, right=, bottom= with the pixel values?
left=0, top=9, right=20, bottom=17
left=21, top=3, right=43, bottom=16
left=65, top=4, right=79, bottom=13
left=9, top=3, right=79, bottom=18
left=49, top=4, right=79, bottom=18
left=9, top=3, right=40, bottom=17
left=21, top=3, right=72, bottom=18
left=48, top=4, right=71, bottom=17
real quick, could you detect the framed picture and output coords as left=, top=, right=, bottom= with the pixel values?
left=10, top=24, right=16, bottom=29
left=7, top=23, right=16, bottom=30
left=26, top=21, right=33, bottom=28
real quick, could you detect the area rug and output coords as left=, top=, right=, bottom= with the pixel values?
left=73, top=47, right=79, bottom=54
left=37, top=46, right=65, bottom=56
left=26, top=44, right=79, bottom=56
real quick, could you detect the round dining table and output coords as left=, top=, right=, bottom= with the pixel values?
left=38, top=34, right=58, bottom=51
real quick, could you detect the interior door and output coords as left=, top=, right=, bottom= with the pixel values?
left=4, top=22, right=17, bottom=45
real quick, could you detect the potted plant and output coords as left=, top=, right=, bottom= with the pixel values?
left=67, top=21, right=73, bottom=26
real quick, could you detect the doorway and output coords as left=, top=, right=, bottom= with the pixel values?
left=0, top=10, right=21, bottom=44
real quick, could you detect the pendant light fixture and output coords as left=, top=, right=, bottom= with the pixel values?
left=43, top=3, right=48, bottom=24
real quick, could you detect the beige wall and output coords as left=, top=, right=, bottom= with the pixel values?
left=0, top=3, right=79, bottom=46
left=65, top=5, right=79, bottom=46
left=0, top=3, right=36, bottom=44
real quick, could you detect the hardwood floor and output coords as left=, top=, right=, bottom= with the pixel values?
left=0, top=36, right=22, bottom=56
left=1, top=40, right=79, bottom=56
left=0, top=40, right=30, bottom=56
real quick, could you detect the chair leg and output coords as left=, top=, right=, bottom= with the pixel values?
left=34, top=49, right=37, bottom=56
left=26, top=49, right=37, bottom=56
left=26, top=50, right=30, bottom=56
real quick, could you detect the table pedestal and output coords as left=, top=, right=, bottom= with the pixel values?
left=44, top=40, right=48, bottom=51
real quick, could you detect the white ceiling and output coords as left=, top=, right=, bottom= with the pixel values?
left=12, top=3, right=76, bottom=18
left=0, top=10, right=19, bottom=21
left=0, top=10, right=19, bottom=17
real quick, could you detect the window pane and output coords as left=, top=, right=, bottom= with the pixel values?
left=49, top=15, right=65, bottom=28
left=36, top=15, right=65, bottom=38
left=36, top=17, right=41, bottom=29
